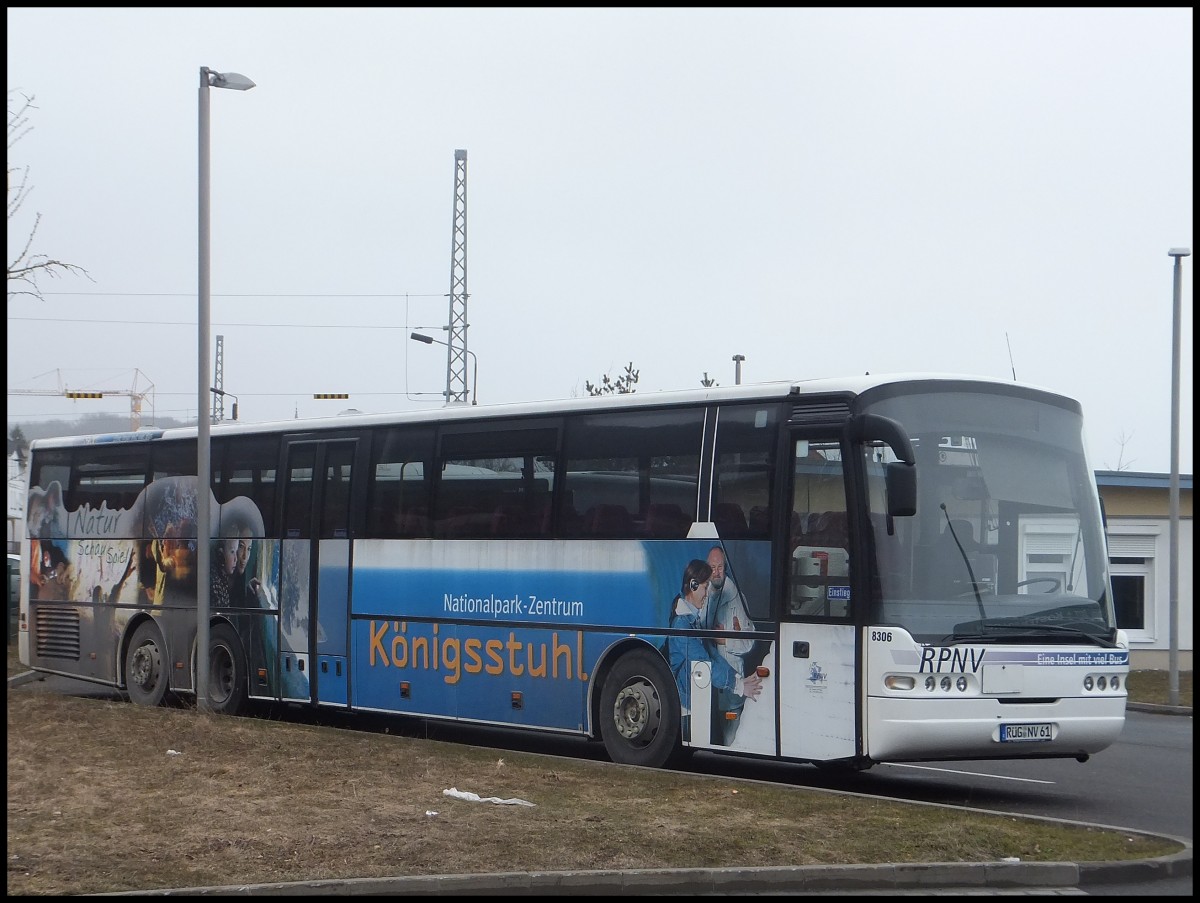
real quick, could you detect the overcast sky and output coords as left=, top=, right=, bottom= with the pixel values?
left=6, top=8, right=1193, bottom=474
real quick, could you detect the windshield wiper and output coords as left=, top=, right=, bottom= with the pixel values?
left=940, top=503, right=986, bottom=620
left=946, top=620, right=1116, bottom=648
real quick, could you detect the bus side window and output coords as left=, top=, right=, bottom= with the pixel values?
left=712, top=403, right=779, bottom=542
left=368, top=426, right=434, bottom=539
left=433, top=424, right=559, bottom=540
left=789, top=439, right=850, bottom=619
left=65, top=447, right=149, bottom=537
left=561, top=407, right=703, bottom=540
left=283, top=447, right=316, bottom=539
left=217, top=436, right=279, bottom=538
left=320, top=445, right=355, bottom=539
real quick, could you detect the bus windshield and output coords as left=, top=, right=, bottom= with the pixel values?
left=860, top=385, right=1117, bottom=647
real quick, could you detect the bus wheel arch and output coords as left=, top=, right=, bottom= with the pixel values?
left=199, top=620, right=248, bottom=716
left=595, top=641, right=686, bottom=768
left=124, top=618, right=170, bottom=708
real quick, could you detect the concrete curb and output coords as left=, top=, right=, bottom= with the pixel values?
left=7, top=669, right=44, bottom=688
left=91, top=844, right=1192, bottom=896
left=1126, top=701, right=1193, bottom=716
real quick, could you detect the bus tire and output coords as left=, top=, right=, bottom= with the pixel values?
left=205, top=622, right=247, bottom=716
left=125, top=620, right=170, bottom=708
left=598, top=647, right=683, bottom=768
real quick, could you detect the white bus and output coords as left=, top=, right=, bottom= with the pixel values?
left=18, top=373, right=1127, bottom=769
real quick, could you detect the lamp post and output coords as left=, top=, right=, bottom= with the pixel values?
left=411, top=331, right=478, bottom=405
left=1167, top=247, right=1189, bottom=706
left=197, top=65, right=254, bottom=712
left=210, top=387, right=239, bottom=421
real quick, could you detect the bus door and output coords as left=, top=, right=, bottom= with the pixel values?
left=778, top=431, right=858, bottom=762
left=280, top=439, right=357, bottom=708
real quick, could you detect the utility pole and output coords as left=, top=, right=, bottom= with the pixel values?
left=1166, top=247, right=1189, bottom=706
left=445, top=149, right=470, bottom=404
left=212, top=335, right=225, bottom=422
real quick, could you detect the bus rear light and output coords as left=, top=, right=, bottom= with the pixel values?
left=725, top=711, right=739, bottom=720
left=885, top=675, right=916, bottom=690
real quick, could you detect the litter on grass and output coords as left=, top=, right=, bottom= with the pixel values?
left=443, top=787, right=535, bottom=807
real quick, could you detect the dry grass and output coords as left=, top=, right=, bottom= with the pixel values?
left=1127, top=669, right=1193, bottom=707
left=7, top=692, right=1178, bottom=897
left=6, top=646, right=1187, bottom=896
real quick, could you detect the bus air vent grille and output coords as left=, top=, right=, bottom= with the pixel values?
left=789, top=401, right=850, bottom=425
left=35, top=607, right=81, bottom=661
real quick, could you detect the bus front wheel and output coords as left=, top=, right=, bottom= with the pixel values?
left=598, top=648, right=684, bottom=768
left=205, top=623, right=247, bottom=716
left=125, top=621, right=169, bottom=707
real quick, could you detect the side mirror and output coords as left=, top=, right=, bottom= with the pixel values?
left=846, top=413, right=915, bottom=465
left=885, top=462, right=916, bottom=517
left=846, top=413, right=917, bottom=518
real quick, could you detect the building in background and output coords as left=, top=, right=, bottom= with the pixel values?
left=7, top=451, right=26, bottom=553
left=1096, top=471, right=1193, bottom=670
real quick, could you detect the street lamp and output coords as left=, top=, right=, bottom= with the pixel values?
left=197, top=65, right=254, bottom=712
left=411, top=331, right=478, bottom=405
left=210, top=387, right=239, bottom=421
left=1167, top=247, right=1189, bottom=707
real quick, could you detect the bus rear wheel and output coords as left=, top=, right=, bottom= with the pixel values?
left=205, top=623, right=247, bottom=716
left=598, top=647, right=683, bottom=768
left=125, top=621, right=169, bottom=707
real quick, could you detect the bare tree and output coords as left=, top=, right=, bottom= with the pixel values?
left=1103, top=430, right=1137, bottom=472
left=8, top=90, right=90, bottom=300
left=585, top=362, right=640, bottom=396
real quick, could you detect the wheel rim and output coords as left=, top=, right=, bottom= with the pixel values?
left=130, top=640, right=162, bottom=692
left=208, top=644, right=234, bottom=705
left=612, top=676, right=662, bottom=746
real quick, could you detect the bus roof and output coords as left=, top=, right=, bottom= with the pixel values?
left=26, top=371, right=1067, bottom=451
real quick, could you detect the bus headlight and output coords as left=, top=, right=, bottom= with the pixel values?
left=940, top=676, right=952, bottom=692
left=956, top=676, right=968, bottom=692
left=1097, top=676, right=1107, bottom=691
left=925, top=676, right=936, bottom=691
left=1084, top=676, right=1094, bottom=691
left=1111, top=676, right=1120, bottom=691
left=885, top=675, right=916, bottom=690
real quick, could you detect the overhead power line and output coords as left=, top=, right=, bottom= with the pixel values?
left=36, top=291, right=447, bottom=298
left=9, top=317, right=438, bottom=329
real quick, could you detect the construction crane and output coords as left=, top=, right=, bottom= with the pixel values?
left=7, top=369, right=156, bottom=430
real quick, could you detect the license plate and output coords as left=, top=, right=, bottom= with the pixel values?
left=999, top=722, right=1054, bottom=742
